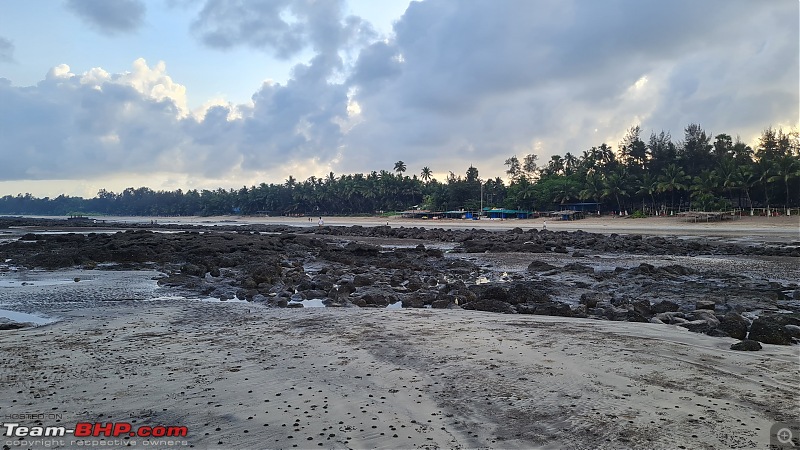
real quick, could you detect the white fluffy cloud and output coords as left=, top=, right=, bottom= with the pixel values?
left=0, top=0, right=797, bottom=196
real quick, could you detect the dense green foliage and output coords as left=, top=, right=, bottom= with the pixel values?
left=2, top=125, right=798, bottom=216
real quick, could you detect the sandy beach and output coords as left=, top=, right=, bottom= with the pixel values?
left=0, top=215, right=798, bottom=449
left=93, top=214, right=800, bottom=242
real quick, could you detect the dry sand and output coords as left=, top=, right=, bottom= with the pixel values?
left=89, top=214, right=800, bottom=243
left=1, top=301, right=797, bottom=449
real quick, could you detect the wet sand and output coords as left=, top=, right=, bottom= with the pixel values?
left=1, top=302, right=797, bottom=449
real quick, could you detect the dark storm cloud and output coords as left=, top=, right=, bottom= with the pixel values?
left=191, top=0, right=373, bottom=60
left=0, top=37, right=13, bottom=63
left=0, top=66, right=192, bottom=180
left=343, top=0, right=798, bottom=174
left=238, top=54, right=349, bottom=164
left=65, top=0, right=146, bottom=35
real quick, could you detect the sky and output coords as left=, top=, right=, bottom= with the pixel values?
left=0, top=0, right=797, bottom=198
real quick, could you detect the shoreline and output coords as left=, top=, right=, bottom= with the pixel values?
left=7, top=214, right=800, bottom=242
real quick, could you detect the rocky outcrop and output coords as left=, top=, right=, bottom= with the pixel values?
left=730, top=340, right=762, bottom=351
left=718, top=312, right=749, bottom=339
left=748, top=316, right=797, bottom=345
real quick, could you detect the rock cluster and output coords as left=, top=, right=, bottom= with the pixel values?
left=1, top=219, right=797, bottom=346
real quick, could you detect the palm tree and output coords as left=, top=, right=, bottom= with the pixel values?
left=602, top=170, right=628, bottom=213
left=420, top=166, right=432, bottom=183
left=579, top=173, right=604, bottom=206
left=394, top=161, right=407, bottom=176
left=657, top=164, right=690, bottom=210
left=753, top=158, right=773, bottom=207
left=768, top=154, right=800, bottom=207
left=563, top=152, right=578, bottom=175
left=715, top=158, right=740, bottom=205
left=690, top=170, right=719, bottom=210
left=553, top=178, right=578, bottom=205
left=544, top=155, right=564, bottom=176
left=635, top=173, right=658, bottom=213
left=736, top=165, right=756, bottom=212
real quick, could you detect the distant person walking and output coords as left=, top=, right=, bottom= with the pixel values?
left=318, top=217, right=324, bottom=227
left=542, top=220, right=547, bottom=230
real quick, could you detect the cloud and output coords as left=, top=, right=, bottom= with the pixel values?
left=65, top=0, right=146, bottom=35
left=0, top=37, right=13, bottom=63
left=342, top=0, right=799, bottom=175
left=191, top=0, right=375, bottom=60
left=0, top=57, right=349, bottom=184
left=2, top=0, right=797, bottom=196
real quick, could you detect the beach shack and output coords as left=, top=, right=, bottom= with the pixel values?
left=442, top=210, right=479, bottom=219
left=549, top=210, right=586, bottom=220
left=482, top=208, right=532, bottom=219
left=564, top=202, right=600, bottom=213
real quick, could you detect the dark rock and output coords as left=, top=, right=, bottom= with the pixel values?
left=748, top=316, right=792, bottom=345
left=402, top=291, right=436, bottom=308
left=353, top=274, right=374, bottom=287
left=631, top=263, right=656, bottom=275
left=730, top=340, right=762, bottom=351
left=521, top=242, right=547, bottom=253
left=690, top=310, right=720, bottom=328
left=632, top=299, right=652, bottom=316
left=469, top=284, right=509, bottom=302
left=785, top=324, right=800, bottom=338
left=345, top=241, right=381, bottom=255
left=0, top=322, right=29, bottom=330
left=506, top=282, right=550, bottom=304
left=431, top=298, right=455, bottom=309
left=461, top=299, right=515, bottom=314
left=626, top=310, right=650, bottom=322
left=678, top=319, right=714, bottom=333
left=661, top=265, right=695, bottom=276
left=445, top=289, right=478, bottom=305
left=353, top=287, right=397, bottom=307
left=562, top=262, right=594, bottom=274
left=718, top=312, right=749, bottom=340
left=530, top=302, right=573, bottom=317
left=328, top=282, right=356, bottom=301
left=651, top=300, right=680, bottom=314
left=579, top=293, right=604, bottom=309
left=695, top=299, right=716, bottom=310
left=181, top=263, right=206, bottom=276
left=527, top=260, right=557, bottom=272
left=301, top=289, right=328, bottom=299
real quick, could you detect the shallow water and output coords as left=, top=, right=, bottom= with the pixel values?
left=0, top=308, right=56, bottom=325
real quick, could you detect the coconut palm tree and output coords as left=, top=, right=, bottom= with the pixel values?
left=579, top=173, right=604, bottom=206
left=768, top=154, right=800, bottom=207
left=657, top=164, right=690, bottom=210
left=690, top=170, right=720, bottom=210
left=635, top=172, right=658, bottom=213
left=394, top=160, right=407, bottom=176
left=420, top=166, right=432, bottom=183
left=602, top=170, right=629, bottom=213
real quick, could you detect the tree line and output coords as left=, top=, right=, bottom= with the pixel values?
left=1, top=124, right=798, bottom=217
